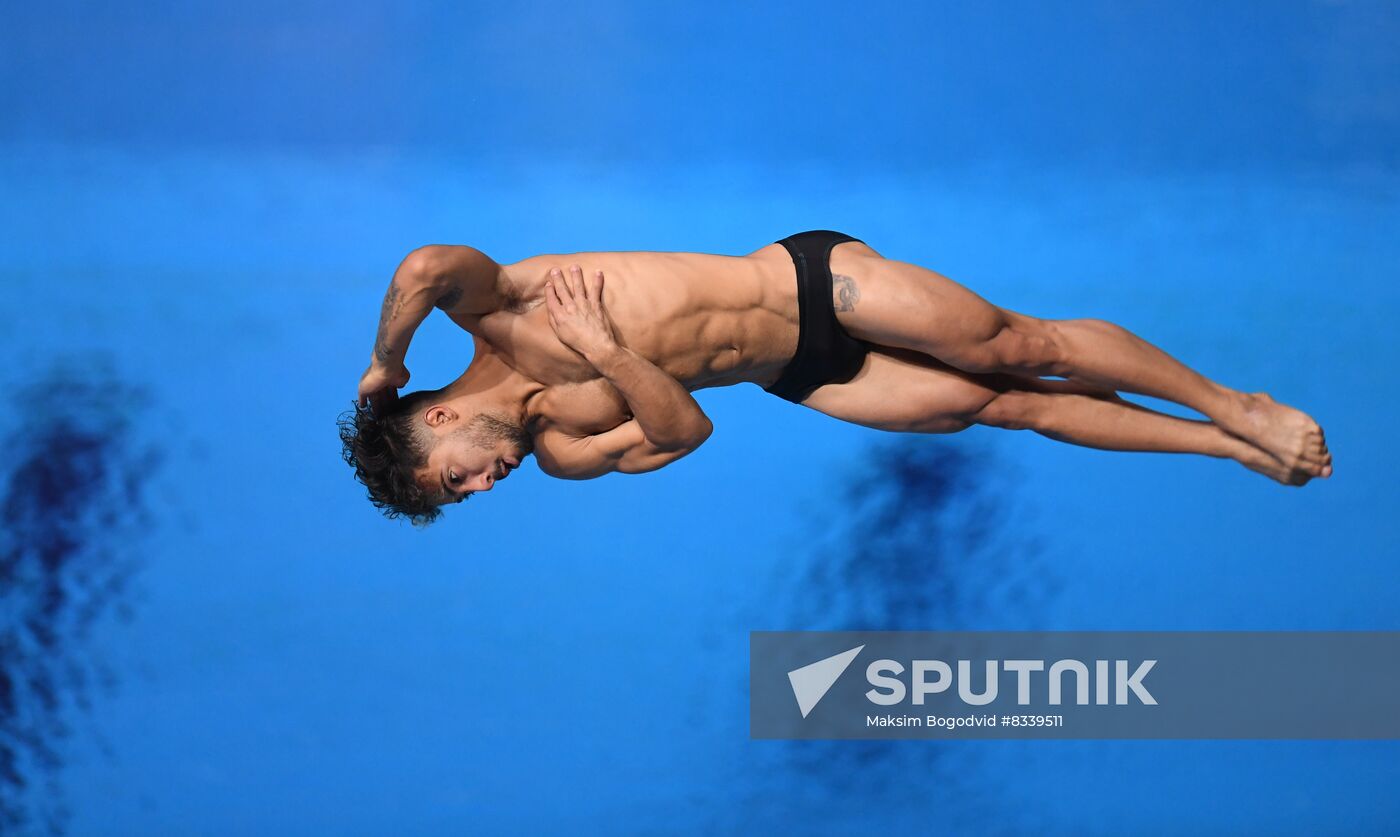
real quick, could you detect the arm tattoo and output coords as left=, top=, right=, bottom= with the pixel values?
left=435, top=284, right=464, bottom=311
left=833, top=273, right=860, bottom=312
left=373, top=280, right=403, bottom=362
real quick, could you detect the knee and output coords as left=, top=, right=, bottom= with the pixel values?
left=1002, top=317, right=1075, bottom=377
left=978, top=318, right=1069, bottom=377
left=973, top=389, right=1043, bottom=431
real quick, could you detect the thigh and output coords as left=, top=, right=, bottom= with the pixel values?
left=828, top=249, right=1012, bottom=361
left=797, top=345, right=1001, bottom=433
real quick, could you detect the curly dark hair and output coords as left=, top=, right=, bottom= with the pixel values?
left=338, top=391, right=444, bottom=526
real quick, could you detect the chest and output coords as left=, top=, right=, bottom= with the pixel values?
left=458, top=305, right=599, bottom=386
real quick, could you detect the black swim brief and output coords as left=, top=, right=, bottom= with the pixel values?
left=763, top=229, right=871, bottom=404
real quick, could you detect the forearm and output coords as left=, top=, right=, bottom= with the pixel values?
left=583, top=343, right=712, bottom=450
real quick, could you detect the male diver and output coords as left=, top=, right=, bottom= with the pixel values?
left=341, top=230, right=1331, bottom=524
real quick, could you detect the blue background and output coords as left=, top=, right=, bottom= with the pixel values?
left=2, top=1, right=1398, bottom=834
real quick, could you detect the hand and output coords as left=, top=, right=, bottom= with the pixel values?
left=544, top=264, right=619, bottom=359
left=358, top=360, right=410, bottom=412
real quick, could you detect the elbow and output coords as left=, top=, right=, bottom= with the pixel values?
left=651, top=416, right=713, bottom=453
left=397, top=245, right=459, bottom=291
left=696, top=416, right=714, bottom=445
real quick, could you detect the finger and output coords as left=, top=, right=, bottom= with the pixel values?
left=549, top=268, right=570, bottom=299
left=554, top=274, right=578, bottom=312
left=564, top=264, right=584, bottom=301
left=545, top=280, right=564, bottom=311
left=586, top=269, right=603, bottom=303
left=571, top=264, right=592, bottom=302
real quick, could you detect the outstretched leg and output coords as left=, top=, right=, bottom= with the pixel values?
left=797, top=346, right=1317, bottom=485
left=973, top=379, right=1317, bottom=485
left=830, top=251, right=1332, bottom=480
left=988, top=311, right=1332, bottom=480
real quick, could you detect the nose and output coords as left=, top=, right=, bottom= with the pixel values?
left=475, top=472, right=495, bottom=492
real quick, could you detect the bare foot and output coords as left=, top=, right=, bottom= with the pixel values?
left=1230, top=437, right=1316, bottom=486
left=1228, top=392, right=1332, bottom=481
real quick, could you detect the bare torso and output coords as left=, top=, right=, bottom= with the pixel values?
left=449, top=240, right=874, bottom=436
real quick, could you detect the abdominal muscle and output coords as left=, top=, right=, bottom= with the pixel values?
left=478, top=244, right=802, bottom=391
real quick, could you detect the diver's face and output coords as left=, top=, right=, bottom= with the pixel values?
left=418, top=413, right=532, bottom=504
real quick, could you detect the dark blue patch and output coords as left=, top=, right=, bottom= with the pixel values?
left=0, top=359, right=160, bottom=836
left=727, top=436, right=1057, bottom=833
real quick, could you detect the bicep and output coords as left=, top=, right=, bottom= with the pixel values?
left=534, top=420, right=706, bottom=479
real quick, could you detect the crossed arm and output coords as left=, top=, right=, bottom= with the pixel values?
left=531, top=265, right=713, bottom=479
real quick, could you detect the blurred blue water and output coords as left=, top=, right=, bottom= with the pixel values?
left=2, top=2, right=1398, bottom=835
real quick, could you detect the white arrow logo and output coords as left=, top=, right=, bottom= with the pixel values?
left=787, top=645, right=865, bottom=718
